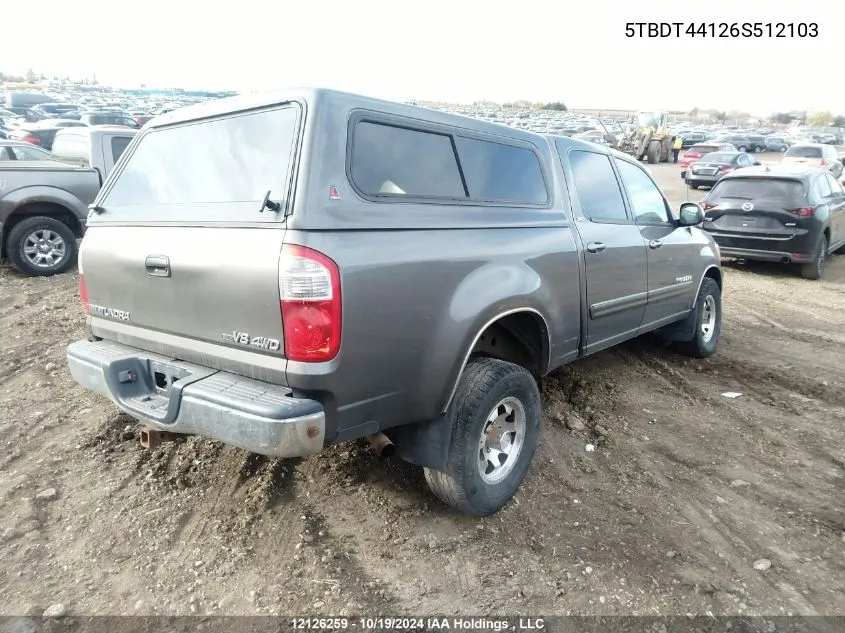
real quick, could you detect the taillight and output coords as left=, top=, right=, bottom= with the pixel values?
left=719, top=167, right=734, bottom=173
left=820, top=159, right=827, bottom=166
left=22, top=136, right=40, bottom=145
left=701, top=202, right=717, bottom=211
left=79, top=273, right=89, bottom=315
left=279, top=244, right=341, bottom=362
left=788, top=207, right=815, bottom=217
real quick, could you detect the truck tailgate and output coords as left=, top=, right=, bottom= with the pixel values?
left=81, top=225, right=288, bottom=379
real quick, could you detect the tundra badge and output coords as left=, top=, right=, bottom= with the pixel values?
left=88, top=304, right=131, bottom=321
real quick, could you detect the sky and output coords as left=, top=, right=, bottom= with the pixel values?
left=3, top=0, right=842, bottom=117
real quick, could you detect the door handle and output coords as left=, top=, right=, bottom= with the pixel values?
left=145, top=255, right=171, bottom=278
left=648, top=240, right=663, bottom=249
left=586, top=242, right=606, bottom=253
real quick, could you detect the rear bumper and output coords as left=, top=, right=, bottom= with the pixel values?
left=706, top=229, right=815, bottom=263
left=67, top=339, right=325, bottom=457
left=686, top=173, right=721, bottom=186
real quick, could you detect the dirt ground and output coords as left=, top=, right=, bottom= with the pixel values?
left=0, top=156, right=843, bottom=621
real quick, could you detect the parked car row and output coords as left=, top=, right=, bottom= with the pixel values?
left=0, top=126, right=138, bottom=275
left=700, top=166, right=845, bottom=279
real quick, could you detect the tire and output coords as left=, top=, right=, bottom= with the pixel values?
left=675, top=278, right=721, bottom=358
left=737, top=146, right=747, bottom=152
left=801, top=235, right=828, bottom=280
left=6, top=216, right=77, bottom=277
left=646, top=141, right=660, bottom=164
left=424, top=357, right=541, bottom=516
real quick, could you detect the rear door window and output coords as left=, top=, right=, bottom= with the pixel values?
left=810, top=175, right=831, bottom=203
left=350, top=121, right=465, bottom=198
left=566, top=149, right=628, bottom=222
left=823, top=173, right=844, bottom=196
left=454, top=136, right=547, bottom=203
left=100, top=105, right=300, bottom=220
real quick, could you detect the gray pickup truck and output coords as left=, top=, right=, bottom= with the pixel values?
left=66, top=89, right=723, bottom=516
left=0, top=126, right=137, bottom=276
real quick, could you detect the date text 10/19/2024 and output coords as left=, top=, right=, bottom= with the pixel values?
left=625, top=22, right=818, bottom=38
left=291, top=617, right=546, bottom=631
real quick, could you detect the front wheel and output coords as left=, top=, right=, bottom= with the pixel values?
left=6, top=215, right=78, bottom=277
left=675, top=278, right=721, bottom=358
left=646, top=141, right=660, bottom=164
left=737, top=145, right=747, bottom=152
left=424, top=357, right=541, bottom=516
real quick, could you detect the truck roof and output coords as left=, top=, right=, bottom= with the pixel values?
left=147, top=87, right=546, bottom=146
left=55, top=126, right=138, bottom=138
left=0, top=159, right=85, bottom=170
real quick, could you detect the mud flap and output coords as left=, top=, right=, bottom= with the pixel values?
left=388, top=414, right=452, bottom=470
left=656, top=309, right=697, bottom=343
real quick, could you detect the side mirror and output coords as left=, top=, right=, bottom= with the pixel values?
left=678, top=202, right=705, bottom=226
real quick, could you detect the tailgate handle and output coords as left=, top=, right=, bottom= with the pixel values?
left=145, top=255, right=171, bottom=278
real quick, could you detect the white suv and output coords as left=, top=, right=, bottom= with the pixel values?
left=782, top=143, right=843, bottom=178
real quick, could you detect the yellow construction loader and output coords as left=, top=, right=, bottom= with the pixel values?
left=618, top=111, right=673, bottom=164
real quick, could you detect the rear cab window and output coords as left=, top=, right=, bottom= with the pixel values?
left=348, top=119, right=548, bottom=204
left=98, top=105, right=301, bottom=223
left=110, top=136, right=132, bottom=163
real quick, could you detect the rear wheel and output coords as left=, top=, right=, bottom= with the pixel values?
left=737, top=145, right=747, bottom=152
left=801, top=235, right=828, bottom=280
left=424, top=357, right=541, bottom=516
left=6, top=216, right=77, bottom=277
left=675, top=278, right=721, bottom=358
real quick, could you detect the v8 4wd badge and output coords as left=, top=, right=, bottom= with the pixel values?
left=221, top=331, right=281, bottom=351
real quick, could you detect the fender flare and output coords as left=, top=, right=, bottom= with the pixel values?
left=0, top=185, right=87, bottom=225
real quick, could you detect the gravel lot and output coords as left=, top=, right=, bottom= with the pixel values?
left=0, top=152, right=843, bottom=620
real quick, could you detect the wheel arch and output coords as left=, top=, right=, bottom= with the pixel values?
left=441, top=307, right=551, bottom=414
left=388, top=307, right=551, bottom=472
left=1, top=202, right=83, bottom=258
